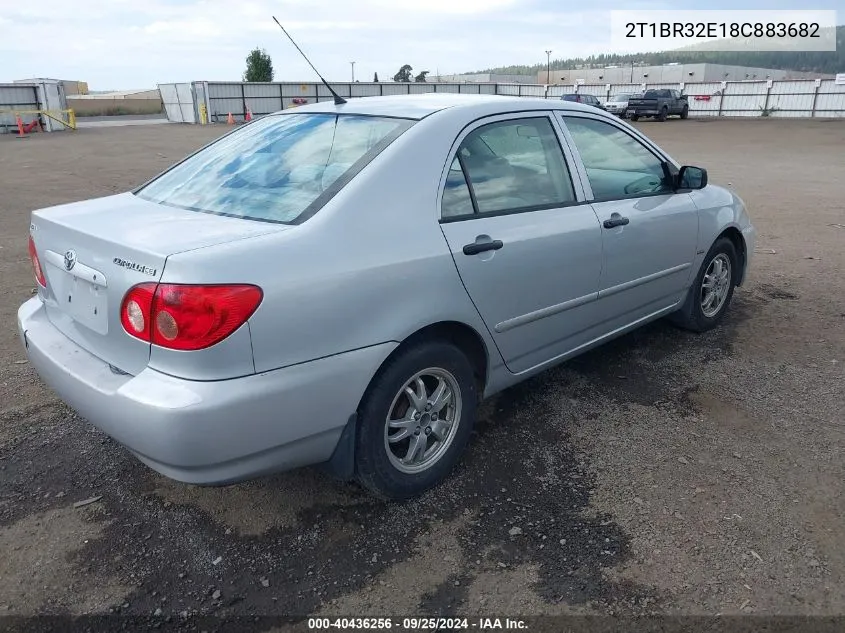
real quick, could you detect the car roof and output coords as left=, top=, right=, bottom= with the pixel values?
left=277, top=93, right=602, bottom=121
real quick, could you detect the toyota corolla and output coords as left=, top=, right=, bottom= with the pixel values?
left=19, top=94, right=755, bottom=499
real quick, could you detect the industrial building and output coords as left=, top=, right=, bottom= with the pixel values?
left=66, top=88, right=163, bottom=116
left=538, top=63, right=830, bottom=85
left=432, top=72, right=536, bottom=84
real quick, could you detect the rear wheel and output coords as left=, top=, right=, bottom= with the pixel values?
left=657, top=106, right=669, bottom=122
left=629, top=114, right=639, bottom=122
left=680, top=105, right=689, bottom=119
left=355, top=341, right=478, bottom=500
left=669, top=237, right=738, bottom=332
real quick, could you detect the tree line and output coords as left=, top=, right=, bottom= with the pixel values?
left=475, top=25, right=844, bottom=76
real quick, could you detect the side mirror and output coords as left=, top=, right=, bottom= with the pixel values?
left=678, top=165, right=708, bottom=190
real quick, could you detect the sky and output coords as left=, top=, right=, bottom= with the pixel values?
left=0, top=0, right=840, bottom=90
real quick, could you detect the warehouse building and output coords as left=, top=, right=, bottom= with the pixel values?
left=432, top=72, right=537, bottom=84
left=538, top=63, right=830, bottom=85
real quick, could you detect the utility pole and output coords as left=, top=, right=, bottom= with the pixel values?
left=545, top=50, right=552, bottom=84
left=350, top=61, right=355, bottom=82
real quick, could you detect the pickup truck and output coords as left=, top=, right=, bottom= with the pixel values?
left=627, top=89, right=689, bottom=121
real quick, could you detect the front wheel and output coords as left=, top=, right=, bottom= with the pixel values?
left=669, top=237, right=738, bottom=332
left=680, top=105, right=689, bottom=119
left=355, top=341, right=478, bottom=500
left=629, top=114, right=639, bottom=122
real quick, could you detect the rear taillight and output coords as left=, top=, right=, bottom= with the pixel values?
left=121, top=283, right=262, bottom=351
left=28, top=236, right=47, bottom=288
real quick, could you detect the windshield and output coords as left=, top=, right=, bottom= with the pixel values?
left=136, top=113, right=413, bottom=224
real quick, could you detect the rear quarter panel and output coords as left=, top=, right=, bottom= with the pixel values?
left=158, top=116, right=502, bottom=379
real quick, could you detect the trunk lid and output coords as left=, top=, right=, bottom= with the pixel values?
left=30, top=192, right=287, bottom=376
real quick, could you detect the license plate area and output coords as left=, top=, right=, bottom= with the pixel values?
left=62, top=274, right=108, bottom=334
left=43, top=251, right=109, bottom=335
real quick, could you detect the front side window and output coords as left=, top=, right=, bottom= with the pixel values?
left=136, top=113, right=413, bottom=224
left=563, top=117, right=673, bottom=200
left=443, top=117, right=575, bottom=218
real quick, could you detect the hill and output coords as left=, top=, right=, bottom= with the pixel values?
left=475, top=25, right=844, bottom=76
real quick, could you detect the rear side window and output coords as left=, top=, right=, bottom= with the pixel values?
left=136, top=113, right=413, bottom=224
left=441, top=117, right=576, bottom=218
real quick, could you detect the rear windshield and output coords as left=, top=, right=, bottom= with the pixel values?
left=561, top=94, right=580, bottom=101
left=642, top=90, right=660, bottom=98
left=136, top=113, right=413, bottom=224
left=611, top=93, right=635, bottom=100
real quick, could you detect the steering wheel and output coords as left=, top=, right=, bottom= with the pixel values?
left=624, top=174, right=663, bottom=195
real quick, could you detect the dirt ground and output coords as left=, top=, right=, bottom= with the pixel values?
left=1, top=119, right=843, bottom=626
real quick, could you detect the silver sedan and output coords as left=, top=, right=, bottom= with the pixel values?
left=19, top=94, right=755, bottom=499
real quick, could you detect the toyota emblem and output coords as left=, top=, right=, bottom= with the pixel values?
left=64, top=249, right=77, bottom=271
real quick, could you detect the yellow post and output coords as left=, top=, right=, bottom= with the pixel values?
left=199, top=103, right=208, bottom=125
left=67, top=109, right=76, bottom=130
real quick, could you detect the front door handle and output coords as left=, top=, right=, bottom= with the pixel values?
left=463, top=240, right=503, bottom=255
left=603, top=213, right=630, bottom=229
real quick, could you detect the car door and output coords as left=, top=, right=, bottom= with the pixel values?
left=439, top=113, right=603, bottom=375
left=670, top=90, right=681, bottom=113
left=556, top=114, right=699, bottom=327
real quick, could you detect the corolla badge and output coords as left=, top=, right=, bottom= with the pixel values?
left=64, top=249, right=78, bottom=271
left=113, top=257, right=157, bottom=277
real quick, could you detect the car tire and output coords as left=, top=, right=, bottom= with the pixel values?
left=629, top=114, right=639, bottom=122
left=680, top=105, right=689, bottom=119
left=657, top=106, right=669, bottom=122
left=354, top=340, right=478, bottom=500
left=668, top=237, right=739, bottom=333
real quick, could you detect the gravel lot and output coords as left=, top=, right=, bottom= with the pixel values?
left=1, top=119, right=843, bottom=626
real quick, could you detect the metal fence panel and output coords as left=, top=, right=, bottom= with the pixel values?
left=496, top=84, right=520, bottom=96
left=724, top=81, right=768, bottom=96
left=159, top=82, right=195, bottom=123
left=280, top=83, right=318, bottom=98
left=351, top=83, right=382, bottom=97
left=769, top=80, right=816, bottom=95
left=245, top=96, right=282, bottom=116
left=818, top=80, right=845, bottom=94
left=211, top=98, right=244, bottom=120
left=177, top=79, right=845, bottom=121
left=209, top=83, right=245, bottom=99
left=768, top=93, right=815, bottom=113
left=814, top=93, right=845, bottom=114
left=519, top=84, right=546, bottom=97
left=379, top=83, right=408, bottom=95
left=0, top=83, right=40, bottom=132
left=609, top=84, right=643, bottom=96
left=244, top=83, right=281, bottom=98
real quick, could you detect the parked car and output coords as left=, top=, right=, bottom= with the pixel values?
left=627, top=89, right=689, bottom=121
left=560, top=93, right=605, bottom=110
left=20, top=94, right=755, bottom=500
left=604, top=92, right=639, bottom=117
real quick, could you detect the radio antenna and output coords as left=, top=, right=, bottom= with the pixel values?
left=272, top=16, right=347, bottom=105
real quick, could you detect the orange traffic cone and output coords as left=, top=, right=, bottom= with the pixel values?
left=15, top=115, right=27, bottom=138
left=227, top=112, right=235, bottom=125
left=245, top=107, right=252, bottom=122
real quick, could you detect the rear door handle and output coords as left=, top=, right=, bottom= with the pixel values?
left=463, top=240, right=503, bottom=255
left=603, top=213, right=630, bottom=229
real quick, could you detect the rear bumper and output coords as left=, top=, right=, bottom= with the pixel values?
left=18, top=297, right=395, bottom=485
